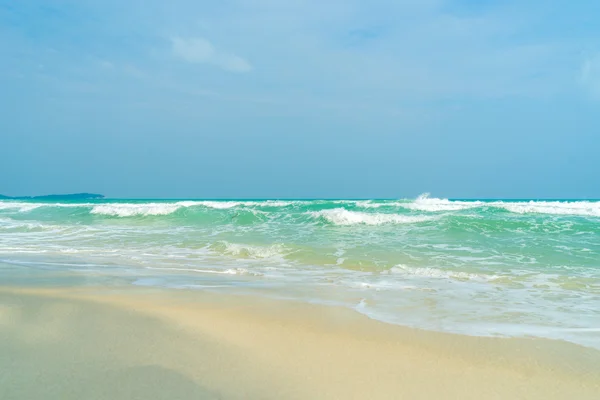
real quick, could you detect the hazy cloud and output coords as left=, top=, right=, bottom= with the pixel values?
left=171, top=37, right=252, bottom=73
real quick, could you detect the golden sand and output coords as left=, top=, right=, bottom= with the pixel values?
left=0, top=286, right=598, bottom=399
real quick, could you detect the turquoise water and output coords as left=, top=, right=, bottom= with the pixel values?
left=1, top=195, right=599, bottom=348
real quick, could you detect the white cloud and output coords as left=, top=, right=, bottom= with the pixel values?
left=171, top=37, right=252, bottom=73
left=581, top=54, right=600, bottom=98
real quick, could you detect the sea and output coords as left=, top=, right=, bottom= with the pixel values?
left=1, top=195, right=599, bottom=349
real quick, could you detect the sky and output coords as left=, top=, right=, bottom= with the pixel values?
left=1, top=0, right=599, bottom=199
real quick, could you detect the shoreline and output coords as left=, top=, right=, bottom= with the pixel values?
left=1, top=285, right=599, bottom=399
left=2, top=197, right=599, bottom=352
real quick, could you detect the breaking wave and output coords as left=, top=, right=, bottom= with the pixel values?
left=311, top=208, right=434, bottom=226
left=400, top=194, right=482, bottom=212
left=399, top=194, right=600, bottom=217
left=90, top=203, right=184, bottom=217
left=495, top=201, right=600, bottom=217
left=1, top=196, right=599, bottom=218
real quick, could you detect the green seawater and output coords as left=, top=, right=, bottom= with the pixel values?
left=1, top=196, right=599, bottom=348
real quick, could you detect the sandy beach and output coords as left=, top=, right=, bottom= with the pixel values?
left=1, top=286, right=598, bottom=400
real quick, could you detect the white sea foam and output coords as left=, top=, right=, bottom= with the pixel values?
left=223, top=267, right=260, bottom=275
left=354, top=201, right=383, bottom=208
left=400, top=194, right=482, bottom=212
left=3, top=197, right=600, bottom=219
left=0, top=199, right=270, bottom=216
left=0, top=218, right=69, bottom=232
left=311, top=208, right=434, bottom=226
left=90, top=203, right=183, bottom=216
left=493, top=201, right=600, bottom=217
left=195, top=200, right=299, bottom=209
left=347, top=280, right=421, bottom=291
left=145, top=266, right=261, bottom=276
left=0, top=201, right=99, bottom=212
left=0, top=201, right=75, bottom=212
left=215, top=241, right=286, bottom=259
left=195, top=201, right=243, bottom=209
left=257, top=200, right=298, bottom=207
left=89, top=200, right=253, bottom=216
left=59, top=248, right=81, bottom=254
left=396, top=194, right=600, bottom=217
left=387, top=264, right=499, bottom=281
left=90, top=200, right=278, bottom=216
left=0, top=202, right=50, bottom=212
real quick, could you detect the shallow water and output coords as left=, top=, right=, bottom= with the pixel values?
left=1, top=195, right=599, bottom=348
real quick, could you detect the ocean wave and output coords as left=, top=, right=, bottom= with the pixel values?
left=89, top=201, right=255, bottom=216
left=494, top=201, right=600, bottom=217
left=0, top=199, right=301, bottom=216
left=353, top=201, right=386, bottom=208
left=179, top=200, right=302, bottom=209
left=398, top=195, right=600, bottom=217
left=0, top=202, right=39, bottom=212
left=401, top=194, right=482, bottom=212
left=0, top=201, right=70, bottom=212
left=90, top=203, right=184, bottom=217
left=254, top=200, right=300, bottom=207
left=3, top=197, right=600, bottom=219
left=193, top=201, right=243, bottom=209
left=90, top=201, right=276, bottom=216
left=311, top=208, right=434, bottom=226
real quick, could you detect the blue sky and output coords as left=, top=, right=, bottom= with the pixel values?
left=1, top=0, right=599, bottom=198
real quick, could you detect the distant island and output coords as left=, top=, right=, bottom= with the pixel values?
left=0, top=193, right=104, bottom=200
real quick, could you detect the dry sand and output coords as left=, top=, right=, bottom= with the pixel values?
left=1, top=286, right=599, bottom=399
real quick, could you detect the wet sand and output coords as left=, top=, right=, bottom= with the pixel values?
left=1, top=286, right=599, bottom=399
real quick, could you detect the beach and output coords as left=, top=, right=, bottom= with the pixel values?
left=1, top=197, right=600, bottom=398
left=1, top=285, right=599, bottom=399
